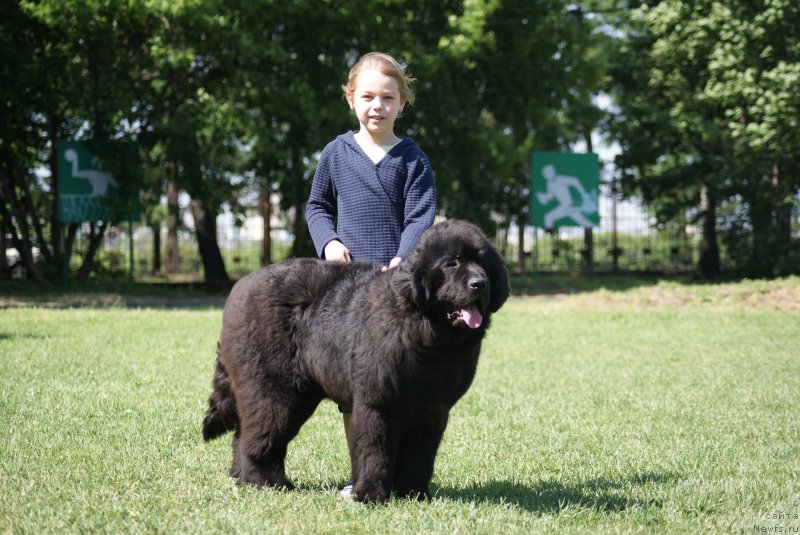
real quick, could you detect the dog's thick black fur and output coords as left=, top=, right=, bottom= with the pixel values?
left=202, top=220, right=509, bottom=503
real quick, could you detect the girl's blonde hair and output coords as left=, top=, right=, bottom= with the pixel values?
left=342, top=52, right=416, bottom=107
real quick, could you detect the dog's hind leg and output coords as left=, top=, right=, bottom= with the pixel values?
left=234, top=389, right=321, bottom=489
left=230, top=430, right=243, bottom=480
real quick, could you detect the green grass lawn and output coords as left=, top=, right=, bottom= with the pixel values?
left=1, top=279, right=799, bottom=533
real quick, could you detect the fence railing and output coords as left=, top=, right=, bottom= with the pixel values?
left=26, top=187, right=792, bottom=281
left=65, top=217, right=711, bottom=281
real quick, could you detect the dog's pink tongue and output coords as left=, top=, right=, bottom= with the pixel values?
left=459, top=304, right=483, bottom=329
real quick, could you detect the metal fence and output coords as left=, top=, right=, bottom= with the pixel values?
left=57, top=188, right=719, bottom=281
left=37, top=171, right=800, bottom=281
left=514, top=190, right=704, bottom=274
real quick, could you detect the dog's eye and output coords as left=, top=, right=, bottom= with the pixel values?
left=444, top=256, right=460, bottom=268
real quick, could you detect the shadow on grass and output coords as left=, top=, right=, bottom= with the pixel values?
left=6, top=273, right=770, bottom=307
left=0, top=279, right=230, bottom=309
left=433, top=472, right=679, bottom=513
left=509, top=273, right=669, bottom=298
left=0, top=331, right=45, bottom=341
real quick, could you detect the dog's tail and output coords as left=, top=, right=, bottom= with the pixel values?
left=202, top=347, right=239, bottom=442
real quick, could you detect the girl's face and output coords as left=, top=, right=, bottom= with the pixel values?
left=347, top=68, right=404, bottom=143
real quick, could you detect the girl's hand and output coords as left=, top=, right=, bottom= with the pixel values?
left=324, top=240, right=352, bottom=262
left=381, top=257, right=402, bottom=272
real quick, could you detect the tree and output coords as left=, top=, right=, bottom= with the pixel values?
left=0, top=2, right=62, bottom=282
left=702, top=0, right=800, bottom=275
left=417, top=0, right=612, bottom=271
left=136, top=1, right=243, bottom=283
left=2, top=0, right=629, bottom=282
left=2, top=1, right=151, bottom=282
left=609, top=0, right=800, bottom=277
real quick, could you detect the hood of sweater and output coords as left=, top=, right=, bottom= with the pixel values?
left=338, top=131, right=415, bottom=160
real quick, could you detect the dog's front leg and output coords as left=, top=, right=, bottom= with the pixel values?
left=393, top=416, right=448, bottom=500
left=348, top=404, right=398, bottom=503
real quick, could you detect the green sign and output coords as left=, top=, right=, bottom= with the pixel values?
left=531, top=151, right=599, bottom=228
left=58, top=140, right=139, bottom=223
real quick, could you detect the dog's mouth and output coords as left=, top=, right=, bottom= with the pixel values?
left=446, top=302, right=483, bottom=329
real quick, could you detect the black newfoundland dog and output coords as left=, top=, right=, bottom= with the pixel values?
left=202, top=220, right=509, bottom=503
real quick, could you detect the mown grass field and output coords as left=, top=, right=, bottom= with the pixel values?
left=1, top=277, right=798, bottom=533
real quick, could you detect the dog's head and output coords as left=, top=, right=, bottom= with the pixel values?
left=393, top=220, right=509, bottom=331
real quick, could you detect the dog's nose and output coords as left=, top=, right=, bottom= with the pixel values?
left=468, top=277, right=487, bottom=291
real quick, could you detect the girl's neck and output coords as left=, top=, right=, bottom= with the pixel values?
left=355, top=128, right=400, bottom=147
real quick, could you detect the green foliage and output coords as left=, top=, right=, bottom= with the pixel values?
left=2, top=0, right=613, bottom=281
left=4, top=0, right=796, bottom=281
left=609, top=0, right=800, bottom=277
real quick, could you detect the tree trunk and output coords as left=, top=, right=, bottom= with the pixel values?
left=698, top=183, right=720, bottom=279
left=583, top=227, right=594, bottom=275
left=582, top=127, right=594, bottom=276
left=48, top=124, right=62, bottom=257
left=0, top=169, right=45, bottom=283
left=151, top=223, right=162, bottom=274
left=291, top=201, right=312, bottom=258
left=190, top=197, right=229, bottom=283
left=0, top=215, right=9, bottom=278
left=63, top=223, right=78, bottom=274
left=166, top=179, right=179, bottom=273
left=17, top=166, right=51, bottom=263
left=501, top=217, right=512, bottom=259
left=76, top=221, right=109, bottom=283
left=771, top=159, right=792, bottom=264
left=611, top=175, right=620, bottom=273
left=747, top=173, right=781, bottom=278
left=259, top=186, right=272, bottom=266
left=516, top=214, right=525, bottom=273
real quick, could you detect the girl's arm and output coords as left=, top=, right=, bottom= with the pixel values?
left=396, top=154, right=436, bottom=259
left=305, top=149, right=341, bottom=259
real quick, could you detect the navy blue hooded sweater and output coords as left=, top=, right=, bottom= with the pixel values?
left=306, top=131, right=437, bottom=265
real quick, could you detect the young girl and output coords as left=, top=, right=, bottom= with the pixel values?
left=306, top=51, right=436, bottom=270
left=305, top=52, right=436, bottom=497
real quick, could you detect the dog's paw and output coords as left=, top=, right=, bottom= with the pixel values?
left=352, top=482, right=390, bottom=504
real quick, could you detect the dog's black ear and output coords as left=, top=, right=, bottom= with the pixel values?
left=392, top=250, right=431, bottom=307
left=482, top=241, right=510, bottom=312
left=412, top=266, right=430, bottom=307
